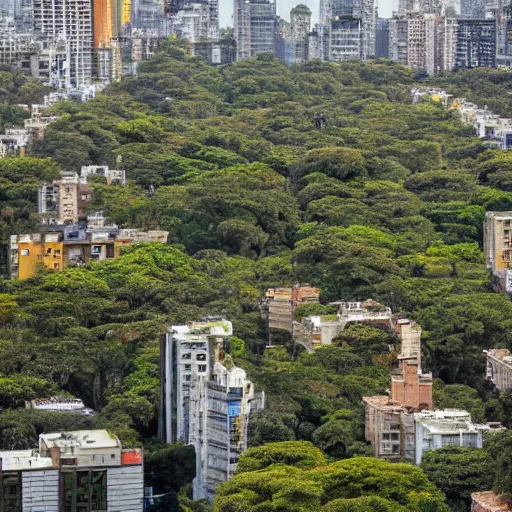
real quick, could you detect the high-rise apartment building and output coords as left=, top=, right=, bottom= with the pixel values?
left=455, top=18, right=497, bottom=68
left=33, top=0, right=94, bottom=88
left=328, top=0, right=376, bottom=61
left=159, top=318, right=263, bottom=500
left=234, top=0, right=276, bottom=60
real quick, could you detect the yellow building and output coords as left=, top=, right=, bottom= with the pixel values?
left=484, top=211, right=512, bottom=273
left=10, top=226, right=168, bottom=279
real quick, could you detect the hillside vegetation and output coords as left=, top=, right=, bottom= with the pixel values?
left=0, top=46, right=512, bottom=510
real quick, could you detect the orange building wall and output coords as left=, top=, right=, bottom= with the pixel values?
left=94, top=0, right=113, bottom=49
left=18, top=241, right=43, bottom=280
left=42, top=242, right=64, bottom=272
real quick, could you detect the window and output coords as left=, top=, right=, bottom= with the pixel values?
left=0, top=473, right=21, bottom=512
left=62, top=470, right=107, bottom=512
left=46, top=248, right=52, bottom=255
left=182, top=352, right=191, bottom=360
left=196, top=353, right=206, bottom=361
left=198, top=364, right=207, bottom=373
left=506, top=220, right=511, bottom=227
left=21, top=249, right=29, bottom=256
left=184, top=375, right=191, bottom=381
left=184, top=364, right=191, bottom=371
left=54, top=263, right=60, bottom=270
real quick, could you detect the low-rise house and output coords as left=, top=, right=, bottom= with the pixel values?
left=263, top=285, right=319, bottom=333
left=295, top=299, right=393, bottom=350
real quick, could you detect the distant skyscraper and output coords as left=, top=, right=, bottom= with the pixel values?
left=328, top=0, right=376, bottom=60
left=375, top=17, right=389, bottom=57
left=290, top=4, right=311, bottom=62
left=234, top=0, right=276, bottom=60
left=455, top=18, right=497, bottom=68
left=33, top=0, right=94, bottom=88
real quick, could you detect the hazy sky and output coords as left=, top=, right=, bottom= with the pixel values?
left=219, top=0, right=397, bottom=27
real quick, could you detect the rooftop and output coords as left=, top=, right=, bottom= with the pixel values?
left=0, top=450, right=53, bottom=471
left=40, top=430, right=120, bottom=450
left=486, top=349, right=512, bottom=367
left=472, top=492, right=511, bottom=511
left=363, top=395, right=405, bottom=411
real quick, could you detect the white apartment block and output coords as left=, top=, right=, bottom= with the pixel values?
left=33, top=0, right=93, bottom=89
left=160, top=318, right=263, bottom=500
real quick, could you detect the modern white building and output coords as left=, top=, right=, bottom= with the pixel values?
left=413, top=410, right=490, bottom=465
left=159, top=318, right=263, bottom=500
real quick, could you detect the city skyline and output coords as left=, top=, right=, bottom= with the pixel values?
left=220, top=0, right=396, bottom=27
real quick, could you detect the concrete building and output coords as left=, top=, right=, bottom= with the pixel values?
left=471, top=492, right=512, bottom=512
left=413, top=409, right=488, bottom=464
left=9, top=224, right=169, bottom=279
left=263, top=285, right=319, bottom=334
left=290, top=4, right=312, bottom=62
left=485, top=349, right=512, bottom=390
left=295, top=299, right=393, bottom=351
left=234, top=0, right=276, bottom=60
left=375, top=17, right=389, bottom=57
left=364, top=312, right=490, bottom=465
left=455, top=18, right=497, bottom=69
left=0, top=430, right=143, bottom=512
left=38, top=166, right=126, bottom=225
left=160, top=318, right=263, bottom=501
left=328, top=0, right=376, bottom=60
left=484, top=211, right=512, bottom=290
left=389, top=18, right=408, bottom=64
left=33, top=0, right=94, bottom=89
left=190, top=38, right=237, bottom=64
left=461, top=0, right=486, bottom=18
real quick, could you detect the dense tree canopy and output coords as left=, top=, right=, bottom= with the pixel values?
left=0, top=46, right=511, bottom=510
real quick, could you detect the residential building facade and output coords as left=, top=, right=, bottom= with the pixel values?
left=263, top=285, right=319, bottom=334
left=0, top=430, right=143, bottom=512
left=9, top=224, right=169, bottom=279
left=484, top=211, right=512, bottom=291
left=234, top=0, right=276, bottom=60
left=159, top=318, right=263, bottom=500
left=364, top=309, right=491, bottom=465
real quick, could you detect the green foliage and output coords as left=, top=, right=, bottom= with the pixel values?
left=236, top=441, right=326, bottom=473
left=215, top=449, right=449, bottom=512
left=1, top=55, right=512, bottom=510
left=421, top=447, right=495, bottom=511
